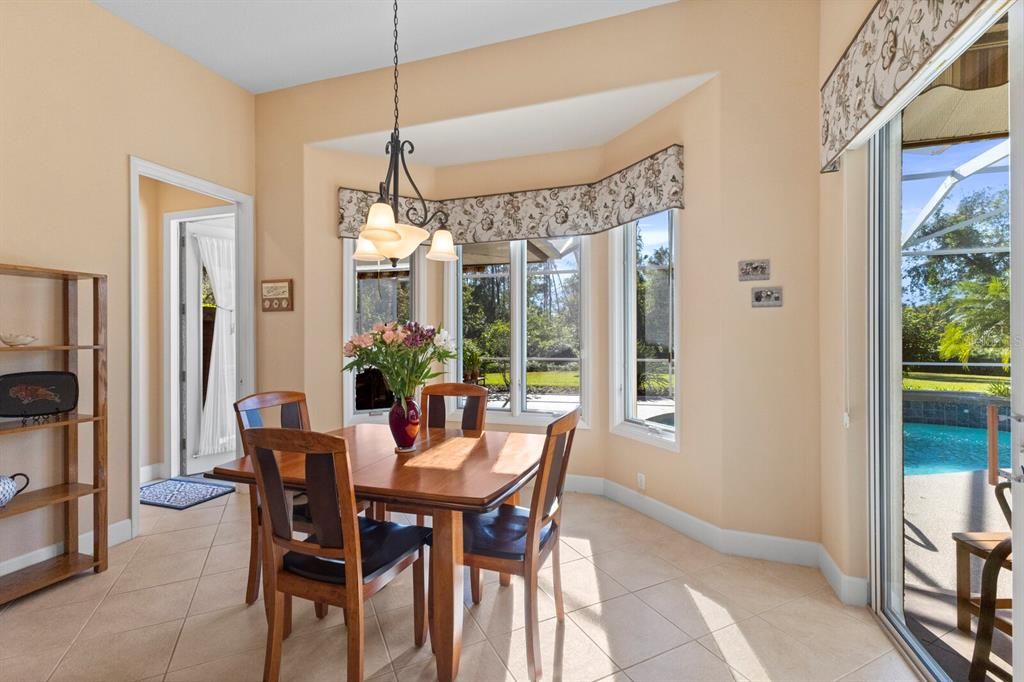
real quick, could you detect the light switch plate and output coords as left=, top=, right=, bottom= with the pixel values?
left=752, top=286, right=783, bottom=307
left=738, top=259, right=770, bottom=281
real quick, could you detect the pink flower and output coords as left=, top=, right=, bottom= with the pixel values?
left=343, top=341, right=355, bottom=357
left=355, top=333, right=373, bottom=348
left=373, top=322, right=386, bottom=333
left=383, top=330, right=396, bottom=343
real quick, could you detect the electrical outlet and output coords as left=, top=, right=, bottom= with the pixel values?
left=637, top=472, right=646, bottom=492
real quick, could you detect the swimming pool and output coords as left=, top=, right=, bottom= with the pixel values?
left=903, top=423, right=1011, bottom=475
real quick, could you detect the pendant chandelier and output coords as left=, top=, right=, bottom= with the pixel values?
left=353, top=0, right=457, bottom=266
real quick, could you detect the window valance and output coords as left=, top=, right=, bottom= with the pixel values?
left=820, top=0, right=1004, bottom=172
left=338, top=144, right=683, bottom=244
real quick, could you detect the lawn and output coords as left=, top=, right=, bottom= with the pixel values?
left=482, top=370, right=580, bottom=389
left=902, top=371, right=1010, bottom=393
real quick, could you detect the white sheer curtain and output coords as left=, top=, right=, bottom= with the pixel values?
left=196, top=234, right=236, bottom=456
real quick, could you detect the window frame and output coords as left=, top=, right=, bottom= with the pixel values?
left=446, top=238, right=591, bottom=427
left=341, top=239, right=427, bottom=425
left=608, top=209, right=681, bottom=452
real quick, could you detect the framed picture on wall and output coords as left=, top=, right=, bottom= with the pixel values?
left=261, top=279, right=293, bottom=312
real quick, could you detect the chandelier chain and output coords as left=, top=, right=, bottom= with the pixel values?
left=392, top=0, right=400, bottom=133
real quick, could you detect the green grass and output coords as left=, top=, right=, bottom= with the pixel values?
left=902, top=371, right=1009, bottom=393
left=482, top=370, right=580, bottom=389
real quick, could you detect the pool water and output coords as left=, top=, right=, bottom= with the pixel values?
left=903, top=423, right=1011, bottom=476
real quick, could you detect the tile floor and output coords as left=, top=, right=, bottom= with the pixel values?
left=0, top=491, right=921, bottom=681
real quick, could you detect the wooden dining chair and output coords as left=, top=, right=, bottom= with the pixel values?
left=234, top=390, right=371, bottom=606
left=246, top=427, right=431, bottom=682
left=452, top=408, right=580, bottom=681
left=968, top=481, right=1013, bottom=682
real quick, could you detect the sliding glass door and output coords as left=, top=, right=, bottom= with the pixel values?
left=872, top=8, right=1021, bottom=679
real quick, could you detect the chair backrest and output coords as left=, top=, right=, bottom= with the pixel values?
left=234, top=391, right=311, bottom=456
left=527, top=408, right=581, bottom=538
left=995, top=481, right=1012, bottom=527
left=420, top=382, right=488, bottom=431
left=245, top=427, right=363, bottom=580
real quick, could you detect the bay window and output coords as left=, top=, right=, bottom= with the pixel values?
left=454, top=237, right=586, bottom=419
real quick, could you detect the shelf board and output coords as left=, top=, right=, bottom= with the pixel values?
left=0, top=345, right=104, bottom=353
left=0, top=413, right=103, bottom=437
left=0, top=483, right=102, bottom=520
left=0, top=264, right=105, bottom=280
left=0, top=553, right=97, bottom=605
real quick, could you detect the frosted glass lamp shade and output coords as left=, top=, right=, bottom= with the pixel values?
left=426, top=229, right=458, bottom=261
left=376, top=223, right=429, bottom=261
left=352, top=236, right=384, bottom=261
left=359, top=202, right=401, bottom=242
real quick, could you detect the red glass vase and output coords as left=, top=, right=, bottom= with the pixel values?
left=389, top=397, right=420, bottom=452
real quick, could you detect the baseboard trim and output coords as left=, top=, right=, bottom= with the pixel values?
left=0, top=518, right=134, bottom=577
left=565, top=474, right=869, bottom=606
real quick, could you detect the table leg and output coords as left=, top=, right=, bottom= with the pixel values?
left=955, top=543, right=971, bottom=632
left=432, top=509, right=464, bottom=681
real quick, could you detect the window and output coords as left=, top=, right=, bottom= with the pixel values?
left=456, top=238, right=586, bottom=419
left=611, top=210, right=677, bottom=447
left=343, top=246, right=419, bottom=415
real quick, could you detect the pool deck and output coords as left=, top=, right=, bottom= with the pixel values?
left=904, top=469, right=1013, bottom=679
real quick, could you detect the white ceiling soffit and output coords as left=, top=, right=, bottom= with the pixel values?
left=93, top=0, right=674, bottom=93
left=903, top=84, right=1009, bottom=146
left=316, top=75, right=712, bottom=167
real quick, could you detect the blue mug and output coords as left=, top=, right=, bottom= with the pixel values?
left=0, top=473, right=29, bottom=507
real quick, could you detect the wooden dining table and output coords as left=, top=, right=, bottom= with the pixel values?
left=207, top=422, right=547, bottom=681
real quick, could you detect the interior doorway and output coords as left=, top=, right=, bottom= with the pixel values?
left=128, top=157, right=254, bottom=535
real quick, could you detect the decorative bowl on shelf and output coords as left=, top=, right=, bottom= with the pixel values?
left=0, top=333, right=38, bottom=347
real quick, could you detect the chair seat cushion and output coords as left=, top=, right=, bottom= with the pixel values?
left=456, top=505, right=554, bottom=561
left=283, top=517, right=430, bottom=585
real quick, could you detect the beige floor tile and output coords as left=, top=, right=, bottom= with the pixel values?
left=0, top=644, right=68, bottom=682
left=719, top=557, right=829, bottom=595
left=687, top=560, right=810, bottom=615
left=203, top=539, right=253, bottom=575
left=50, top=619, right=182, bottom=682
left=649, top=534, right=728, bottom=574
left=568, top=594, right=690, bottom=669
left=590, top=549, right=686, bottom=591
left=634, top=577, right=754, bottom=639
left=218, top=500, right=255, bottom=524
left=370, top=563, right=422, bottom=614
left=168, top=603, right=272, bottom=671
left=149, top=506, right=225, bottom=534
left=537, top=558, right=628, bottom=613
left=378, top=602, right=483, bottom=671
left=597, top=674, right=631, bottom=682
left=624, top=641, right=744, bottom=682
left=134, top=525, right=217, bottom=560
left=489, top=616, right=619, bottom=682
left=4, top=564, right=121, bottom=614
left=81, top=579, right=198, bottom=639
left=396, top=640, right=514, bottom=682
left=699, top=617, right=850, bottom=682
left=108, top=537, right=146, bottom=567
left=560, top=525, right=648, bottom=559
left=839, top=651, right=922, bottom=682
left=164, top=650, right=264, bottom=682
left=213, top=520, right=254, bottom=546
left=465, top=575, right=558, bottom=638
left=112, top=547, right=208, bottom=594
left=190, top=567, right=251, bottom=616
left=759, top=594, right=892, bottom=676
left=280, top=622, right=392, bottom=681
left=0, top=598, right=97, bottom=660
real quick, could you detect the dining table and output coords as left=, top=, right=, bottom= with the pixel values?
left=207, top=422, right=547, bottom=681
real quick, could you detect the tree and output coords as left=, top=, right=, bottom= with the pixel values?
left=938, top=274, right=1010, bottom=366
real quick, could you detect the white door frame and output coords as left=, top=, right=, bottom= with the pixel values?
left=129, top=157, right=255, bottom=536
left=163, top=208, right=236, bottom=481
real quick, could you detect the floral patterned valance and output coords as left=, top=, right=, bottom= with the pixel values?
left=338, top=144, right=684, bottom=243
left=821, top=0, right=999, bottom=172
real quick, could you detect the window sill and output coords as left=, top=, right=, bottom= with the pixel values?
left=344, top=411, right=389, bottom=426
left=452, top=409, right=590, bottom=431
left=610, top=421, right=678, bottom=452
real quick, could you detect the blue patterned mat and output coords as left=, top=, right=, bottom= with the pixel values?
left=140, top=477, right=234, bottom=510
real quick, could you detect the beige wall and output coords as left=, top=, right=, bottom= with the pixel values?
left=817, top=0, right=876, bottom=577
left=138, top=178, right=231, bottom=472
left=259, top=0, right=825, bottom=543
left=0, top=0, right=254, bottom=559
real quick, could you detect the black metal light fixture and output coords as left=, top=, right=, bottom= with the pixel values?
left=353, top=0, right=457, bottom=266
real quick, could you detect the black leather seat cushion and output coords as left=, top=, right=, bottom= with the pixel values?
left=283, top=517, right=431, bottom=585
left=457, top=505, right=553, bottom=561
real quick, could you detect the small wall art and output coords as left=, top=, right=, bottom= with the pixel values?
left=261, top=279, right=294, bottom=312
left=751, top=286, right=783, bottom=308
left=738, top=259, right=770, bottom=281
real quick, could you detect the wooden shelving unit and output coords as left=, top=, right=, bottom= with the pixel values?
left=0, top=264, right=107, bottom=605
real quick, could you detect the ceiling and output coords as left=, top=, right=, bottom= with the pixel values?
left=316, top=75, right=710, bottom=167
left=93, top=0, right=674, bottom=93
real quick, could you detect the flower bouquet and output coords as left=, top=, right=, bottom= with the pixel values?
left=343, top=321, right=457, bottom=451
